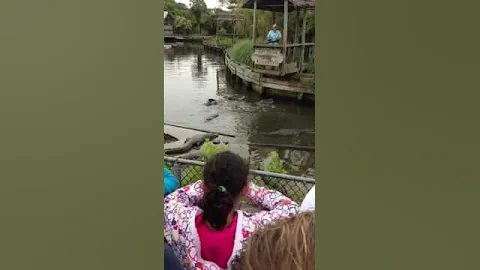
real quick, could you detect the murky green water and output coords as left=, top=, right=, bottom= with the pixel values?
left=164, top=43, right=315, bottom=177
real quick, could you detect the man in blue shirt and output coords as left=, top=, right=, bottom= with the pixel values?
left=267, top=24, right=282, bottom=45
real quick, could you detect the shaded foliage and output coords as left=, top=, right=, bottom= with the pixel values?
left=165, top=0, right=218, bottom=35
left=190, top=0, right=207, bottom=33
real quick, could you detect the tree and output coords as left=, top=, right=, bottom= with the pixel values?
left=218, top=0, right=240, bottom=9
left=174, top=16, right=193, bottom=35
left=190, top=0, right=207, bottom=34
left=165, top=0, right=188, bottom=16
left=202, top=10, right=217, bottom=35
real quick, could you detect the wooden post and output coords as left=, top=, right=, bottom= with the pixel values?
left=294, top=8, right=299, bottom=68
left=252, top=0, right=257, bottom=46
left=272, top=11, right=276, bottom=25
left=299, top=8, right=307, bottom=74
left=243, top=20, right=246, bottom=37
left=294, top=8, right=299, bottom=43
left=216, top=19, right=220, bottom=45
left=258, top=74, right=264, bottom=95
left=282, top=0, right=288, bottom=75
left=232, top=20, right=235, bottom=45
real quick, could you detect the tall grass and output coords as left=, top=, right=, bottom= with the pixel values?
left=306, top=59, right=315, bottom=73
left=226, top=39, right=253, bottom=66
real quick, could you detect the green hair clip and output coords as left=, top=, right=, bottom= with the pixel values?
left=217, top=185, right=226, bottom=192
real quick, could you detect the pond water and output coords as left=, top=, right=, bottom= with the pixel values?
left=164, top=43, right=315, bottom=177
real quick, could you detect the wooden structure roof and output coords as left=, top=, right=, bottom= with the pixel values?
left=242, top=0, right=315, bottom=12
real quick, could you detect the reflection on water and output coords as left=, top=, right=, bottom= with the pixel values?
left=164, top=44, right=315, bottom=176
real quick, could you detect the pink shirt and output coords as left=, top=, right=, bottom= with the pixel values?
left=195, top=213, right=238, bottom=269
left=164, top=180, right=299, bottom=269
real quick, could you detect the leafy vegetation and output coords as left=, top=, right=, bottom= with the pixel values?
left=260, top=151, right=288, bottom=175
left=165, top=0, right=217, bottom=35
left=174, top=15, right=193, bottom=34
left=173, top=140, right=230, bottom=185
left=200, top=140, right=230, bottom=160
left=226, top=39, right=253, bottom=65
left=190, top=0, right=207, bottom=34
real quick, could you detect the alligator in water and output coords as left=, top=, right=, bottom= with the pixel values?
left=205, top=113, right=219, bottom=122
left=165, top=133, right=218, bottom=155
left=204, top=99, right=218, bottom=106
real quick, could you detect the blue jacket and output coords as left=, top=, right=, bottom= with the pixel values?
left=164, top=240, right=182, bottom=270
left=164, top=168, right=179, bottom=197
left=267, top=30, right=282, bottom=43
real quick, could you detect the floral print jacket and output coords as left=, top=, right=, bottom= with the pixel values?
left=164, top=180, right=299, bottom=270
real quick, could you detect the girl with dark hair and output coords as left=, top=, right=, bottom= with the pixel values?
left=164, top=151, right=299, bottom=270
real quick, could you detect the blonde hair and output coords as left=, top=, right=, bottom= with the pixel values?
left=232, top=211, right=315, bottom=270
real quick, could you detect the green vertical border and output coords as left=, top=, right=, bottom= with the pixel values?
left=2, top=0, right=479, bottom=269
left=160, top=0, right=165, bottom=268
left=0, top=0, right=165, bottom=269
left=315, top=0, right=479, bottom=269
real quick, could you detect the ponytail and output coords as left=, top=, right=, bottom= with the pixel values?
left=201, top=151, right=249, bottom=230
left=202, top=185, right=234, bottom=229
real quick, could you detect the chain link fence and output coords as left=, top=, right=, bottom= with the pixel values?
left=164, top=156, right=315, bottom=203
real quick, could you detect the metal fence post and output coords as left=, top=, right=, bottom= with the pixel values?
left=173, top=161, right=181, bottom=181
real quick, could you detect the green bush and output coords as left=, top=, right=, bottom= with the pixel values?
left=252, top=151, right=289, bottom=192
left=260, top=151, right=288, bottom=175
left=174, top=15, right=193, bottom=34
left=227, top=39, right=254, bottom=66
left=200, top=140, right=230, bottom=160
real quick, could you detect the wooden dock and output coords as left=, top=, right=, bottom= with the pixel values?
left=224, top=54, right=315, bottom=101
